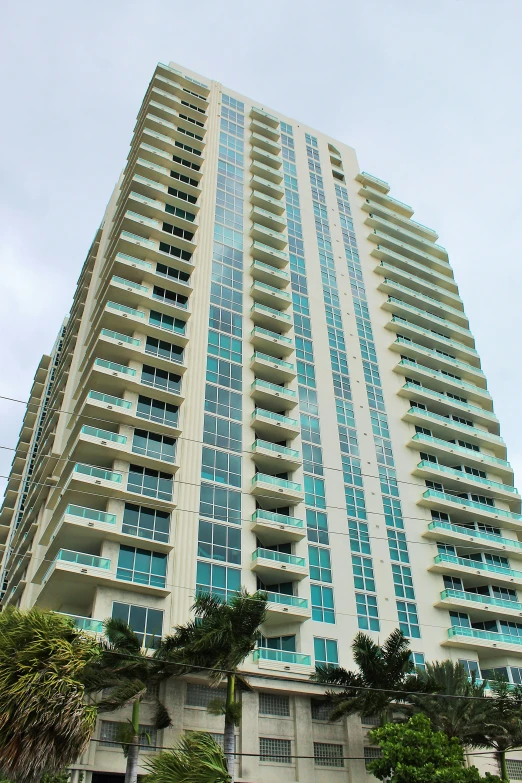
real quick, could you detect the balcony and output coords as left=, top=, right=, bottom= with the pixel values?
left=250, top=176, right=284, bottom=202
left=425, top=520, right=522, bottom=560
left=111, top=250, right=193, bottom=296
left=265, top=593, right=311, bottom=623
left=370, top=230, right=451, bottom=273
left=404, top=408, right=504, bottom=454
left=107, top=274, right=191, bottom=322
left=366, top=214, right=447, bottom=261
left=250, top=131, right=281, bottom=154
left=356, top=171, right=389, bottom=193
left=250, top=222, right=287, bottom=249
left=444, top=626, right=522, bottom=654
left=414, top=462, right=519, bottom=506
left=253, top=646, right=312, bottom=675
left=376, top=261, right=461, bottom=306
left=250, top=239, right=288, bottom=268
left=251, top=280, right=291, bottom=309
left=436, top=589, right=522, bottom=620
left=421, top=489, right=522, bottom=529
left=250, top=206, right=286, bottom=233
left=380, top=279, right=465, bottom=324
left=390, top=337, right=486, bottom=387
left=90, top=357, right=184, bottom=407
left=395, top=359, right=492, bottom=407
left=40, top=503, right=116, bottom=545
left=251, top=380, right=298, bottom=410
left=362, top=198, right=438, bottom=240
left=251, top=548, right=307, bottom=582
left=387, top=303, right=472, bottom=344
left=115, top=229, right=195, bottom=274
left=39, top=549, right=112, bottom=601
left=251, top=406, right=299, bottom=438
left=400, top=383, right=498, bottom=430
left=250, top=260, right=289, bottom=288
left=250, top=302, right=293, bottom=331
left=252, top=439, right=301, bottom=472
left=250, top=327, right=294, bottom=357
left=431, top=553, right=522, bottom=587
left=249, top=117, right=280, bottom=141
left=388, top=318, right=478, bottom=361
left=55, top=612, right=104, bottom=635
left=250, top=160, right=283, bottom=186
left=251, top=509, right=305, bottom=544
left=250, top=106, right=279, bottom=127
left=251, top=352, right=296, bottom=383
left=249, top=188, right=286, bottom=215
left=358, top=184, right=413, bottom=217
left=251, top=473, right=304, bottom=507
left=92, top=328, right=186, bottom=377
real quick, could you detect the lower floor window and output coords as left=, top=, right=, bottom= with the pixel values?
left=314, top=742, right=344, bottom=767
left=111, top=601, right=163, bottom=647
left=259, top=737, right=292, bottom=764
left=196, top=560, right=240, bottom=601
left=100, top=720, right=156, bottom=749
left=116, top=545, right=167, bottom=588
left=356, top=592, right=380, bottom=631
left=397, top=600, right=421, bottom=638
left=311, top=584, right=335, bottom=623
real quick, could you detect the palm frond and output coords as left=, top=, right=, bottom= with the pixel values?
left=96, top=679, right=146, bottom=713
left=102, top=617, right=142, bottom=654
left=153, top=700, right=172, bottom=731
left=144, top=731, right=231, bottom=783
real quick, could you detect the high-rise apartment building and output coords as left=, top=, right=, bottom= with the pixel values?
left=1, top=60, right=520, bottom=781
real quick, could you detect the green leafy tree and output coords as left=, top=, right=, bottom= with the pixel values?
left=144, top=731, right=230, bottom=783
left=89, top=618, right=179, bottom=783
left=159, top=590, right=267, bottom=783
left=0, top=607, right=99, bottom=783
left=368, top=713, right=501, bottom=783
left=472, top=679, right=522, bottom=782
left=313, top=629, right=427, bottom=724
left=408, top=661, right=488, bottom=743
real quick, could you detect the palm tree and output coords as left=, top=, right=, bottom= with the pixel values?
left=408, top=660, right=488, bottom=743
left=89, top=617, right=178, bottom=783
left=144, top=731, right=230, bottom=783
left=0, top=607, right=99, bottom=783
left=473, top=679, right=522, bottom=782
left=313, top=628, right=427, bottom=724
left=160, top=589, right=268, bottom=783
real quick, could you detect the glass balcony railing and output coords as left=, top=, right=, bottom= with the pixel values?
left=100, top=328, right=141, bottom=346
left=434, top=552, right=522, bottom=579
left=55, top=612, right=104, bottom=634
left=64, top=504, right=117, bottom=525
left=424, top=489, right=521, bottom=521
left=129, top=189, right=159, bottom=206
left=251, top=240, right=287, bottom=258
left=106, top=301, right=145, bottom=319
left=253, top=440, right=300, bottom=459
left=251, top=303, right=292, bottom=322
left=253, top=280, right=291, bottom=299
left=408, top=408, right=501, bottom=441
left=403, top=384, right=493, bottom=418
left=393, top=319, right=477, bottom=356
left=253, top=548, right=305, bottom=567
left=252, top=222, right=286, bottom=241
left=389, top=297, right=470, bottom=334
left=385, top=280, right=465, bottom=319
left=121, top=230, right=156, bottom=248
left=396, top=338, right=480, bottom=374
left=266, top=592, right=308, bottom=608
left=87, top=390, right=132, bottom=409
left=428, top=520, right=522, bottom=551
left=115, top=252, right=153, bottom=269
left=380, top=262, right=461, bottom=302
left=251, top=260, right=289, bottom=279
left=94, top=358, right=137, bottom=376
left=112, top=275, right=149, bottom=292
left=252, top=509, right=304, bottom=529
left=252, top=474, right=302, bottom=493
left=441, top=588, right=522, bottom=611
left=375, top=230, right=447, bottom=267
left=252, top=206, right=285, bottom=224
left=73, top=463, right=123, bottom=483
left=412, top=435, right=507, bottom=468
left=81, top=425, right=127, bottom=445
left=252, top=407, right=298, bottom=427
left=44, top=549, right=112, bottom=582
left=447, top=626, right=522, bottom=646
left=252, top=352, right=294, bottom=370
left=251, top=327, right=293, bottom=346
left=398, top=359, right=490, bottom=397
left=251, top=380, right=297, bottom=399
left=125, top=210, right=159, bottom=228
left=253, top=648, right=311, bottom=666
left=417, top=462, right=517, bottom=494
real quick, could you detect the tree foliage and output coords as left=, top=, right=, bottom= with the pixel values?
left=471, top=679, right=522, bottom=782
left=368, top=714, right=502, bottom=783
left=313, top=629, right=428, bottom=723
left=0, top=608, right=99, bottom=783
left=144, top=731, right=230, bottom=783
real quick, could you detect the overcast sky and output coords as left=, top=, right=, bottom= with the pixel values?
left=1, top=0, right=521, bottom=496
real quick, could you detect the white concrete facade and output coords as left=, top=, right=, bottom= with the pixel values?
left=0, top=60, right=519, bottom=782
